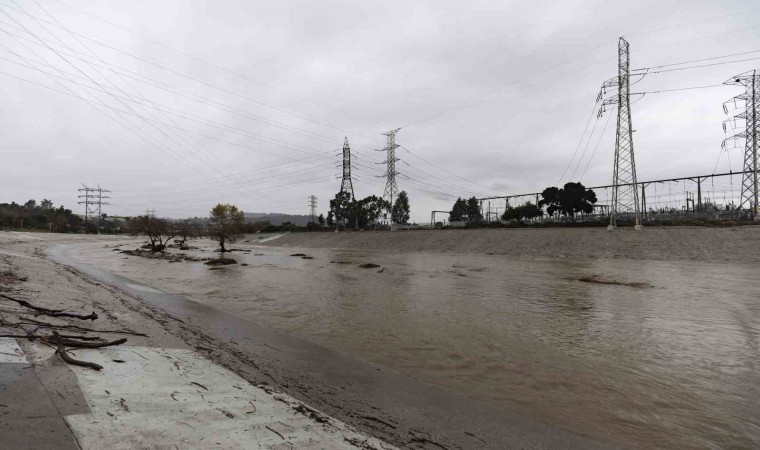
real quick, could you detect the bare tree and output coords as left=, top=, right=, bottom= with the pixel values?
left=176, top=218, right=204, bottom=248
left=127, top=216, right=176, bottom=252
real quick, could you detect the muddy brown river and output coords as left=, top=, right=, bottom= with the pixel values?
left=66, top=239, right=760, bottom=449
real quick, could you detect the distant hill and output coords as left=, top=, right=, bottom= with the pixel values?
left=243, top=212, right=312, bottom=226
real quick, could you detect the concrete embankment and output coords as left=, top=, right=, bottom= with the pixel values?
left=258, top=226, right=760, bottom=263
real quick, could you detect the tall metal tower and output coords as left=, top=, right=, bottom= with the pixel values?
left=339, top=137, right=355, bottom=200
left=723, top=70, right=760, bottom=217
left=377, top=128, right=401, bottom=226
left=77, top=184, right=110, bottom=222
left=308, top=195, right=318, bottom=223
left=599, top=37, right=641, bottom=230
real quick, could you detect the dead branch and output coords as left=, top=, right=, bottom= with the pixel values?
left=0, top=293, right=97, bottom=320
left=18, top=318, right=147, bottom=336
left=190, top=381, right=208, bottom=391
left=53, top=331, right=103, bottom=371
left=265, top=425, right=285, bottom=440
left=57, top=337, right=127, bottom=348
left=47, top=311, right=98, bottom=320
left=0, top=292, right=62, bottom=313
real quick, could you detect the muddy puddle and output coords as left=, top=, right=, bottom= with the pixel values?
left=68, top=239, right=760, bottom=448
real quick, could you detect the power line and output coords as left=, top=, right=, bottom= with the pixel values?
left=49, top=0, right=360, bottom=119
left=557, top=98, right=601, bottom=185
left=401, top=146, right=495, bottom=194
left=579, top=109, right=614, bottom=181
left=643, top=56, right=760, bottom=75
left=0, top=25, right=345, bottom=145
left=0, top=0, right=382, bottom=144
left=623, top=7, right=760, bottom=38
left=633, top=48, right=760, bottom=72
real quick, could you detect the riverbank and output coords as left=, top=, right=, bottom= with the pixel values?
left=259, top=226, right=760, bottom=263
left=0, top=232, right=609, bottom=449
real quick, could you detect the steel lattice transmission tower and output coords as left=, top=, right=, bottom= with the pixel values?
left=377, top=128, right=401, bottom=227
left=308, top=195, right=318, bottom=223
left=339, top=137, right=355, bottom=200
left=77, top=184, right=110, bottom=223
left=599, top=37, right=641, bottom=230
left=723, top=70, right=760, bottom=217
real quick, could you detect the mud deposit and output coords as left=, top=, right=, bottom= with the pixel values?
left=66, top=232, right=760, bottom=449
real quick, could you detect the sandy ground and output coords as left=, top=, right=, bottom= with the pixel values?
left=260, top=226, right=760, bottom=262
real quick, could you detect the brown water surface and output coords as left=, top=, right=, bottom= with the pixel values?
left=70, top=240, right=760, bottom=449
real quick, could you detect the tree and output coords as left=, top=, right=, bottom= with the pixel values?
left=0, top=199, right=84, bottom=233
left=176, top=218, right=203, bottom=247
left=539, top=183, right=597, bottom=219
left=318, top=213, right=325, bottom=227
left=329, top=191, right=353, bottom=228
left=40, top=199, right=53, bottom=210
left=449, top=197, right=468, bottom=222
left=539, top=187, right=561, bottom=217
left=209, top=204, right=244, bottom=252
left=519, top=202, right=543, bottom=220
left=503, top=202, right=543, bottom=223
left=127, top=216, right=176, bottom=252
left=350, top=196, right=389, bottom=229
left=326, top=211, right=334, bottom=227
left=466, top=197, right=482, bottom=222
left=392, top=191, right=411, bottom=224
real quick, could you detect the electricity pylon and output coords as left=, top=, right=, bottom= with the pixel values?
left=77, top=184, right=110, bottom=223
left=308, top=195, right=317, bottom=223
left=377, top=128, right=401, bottom=228
left=340, top=137, right=355, bottom=200
left=723, top=70, right=760, bottom=218
left=598, top=37, right=642, bottom=230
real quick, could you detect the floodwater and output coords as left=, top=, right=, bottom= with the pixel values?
left=69, top=240, right=760, bottom=449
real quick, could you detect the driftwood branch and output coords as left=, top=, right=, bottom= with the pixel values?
left=18, top=319, right=146, bottom=336
left=53, top=331, right=103, bottom=371
left=0, top=292, right=63, bottom=314
left=0, top=293, right=97, bottom=320
left=58, top=337, right=127, bottom=348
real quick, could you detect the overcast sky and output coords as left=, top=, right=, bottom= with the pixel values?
left=2, top=0, right=760, bottom=221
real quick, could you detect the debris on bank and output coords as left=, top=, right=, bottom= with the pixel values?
left=578, top=274, right=653, bottom=289
left=204, top=257, right=237, bottom=266
left=119, top=248, right=209, bottom=263
left=0, top=290, right=137, bottom=371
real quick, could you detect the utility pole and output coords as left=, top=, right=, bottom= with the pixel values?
left=340, top=137, right=355, bottom=200
left=723, top=69, right=760, bottom=219
left=377, top=128, right=401, bottom=229
left=599, top=37, right=642, bottom=230
left=308, top=195, right=317, bottom=224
